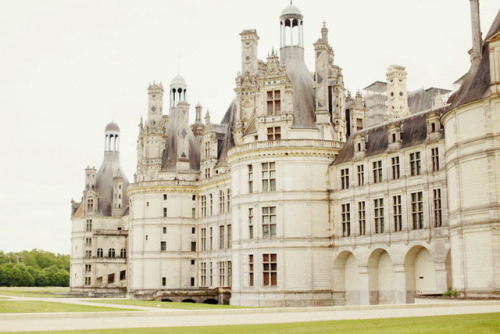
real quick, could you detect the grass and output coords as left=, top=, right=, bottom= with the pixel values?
left=11, top=313, right=500, bottom=333
left=0, top=287, right=69, bottom=298
left=0, top=300, right=139, bottom=313
left=86, top=299, right=252, bottom=310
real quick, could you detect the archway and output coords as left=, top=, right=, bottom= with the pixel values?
left=181, top=299, right=196, bottom=303
left=203, top=298, right=218, bottom=304
left=333, top=251, right=360, bottom=305
left=161, top=299, right=172, bottom=302
left=367, top=249, right=394, bottom=304
left=405, top=246, right=436, bottom=302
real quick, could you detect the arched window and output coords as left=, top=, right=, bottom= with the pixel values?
left=120, top=248, right=126, bottom=258
left=97, top=248, right=103, bottom=258
left=108, top=248, right=115, bottom=258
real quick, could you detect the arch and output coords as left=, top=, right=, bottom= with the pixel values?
left=333, top=251, right=360, bottom=305
left=367, top=248, right=394, bottom=305
left=203, top=298, right=218, bottom=304
left=97, top=248, right=103, bottom=258
left=120, top=248, right=126, bottom=258
left=181, top=299, right=195, bottom=303
left=108, top=248, right=115, bottom=258
left=161, top=299, right=173, bottom=302
left=404, top=246, right=437, bottom=302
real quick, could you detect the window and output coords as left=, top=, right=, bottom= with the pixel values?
left=201, top=195, right=207, bottom=217
left=431, top=147, right=439, bottom=172
left=85, top=264, right=91, bottom=272
left=356, top=118, right=363, bottom=131
left=219, top=225, right=225, bottom=250
left=191, top=259, right=195, bottom=265
left=87, top=199, right=94, bottom=212
left=357, top=165, right=364, bottom=186
left=267, top=127, right=281, bottom=140
left=209, top=262, right=213, bottom=286
left=108, top=273, right=115, bottom=284
left=209, top=227, right=213, bottom=250
left=163, top=226, right=167, bottom=234
left=161, top=241, right=166, bottom=251
left=248, top=208, right=254, bottom=239
left=191, top=242, right=196, bottom=252
left=393, top=195, right=402, bottom=231
left=266, top=90, right=281, bottom=115
left=411, top=191, right=424, bottom=229
left=85, top=238, right=92, bottom=246
left=192, top=227, right=195, bottom=234
left=108, top=248, right=115, bottom=258
left=374, top=198, right=384, bottom=233
left=410, top=152, right=422, bottom=176
left=97, top=248, right=103, bottom=258
left=263, top=254, right=277, bottom=286
left=209, top=194, right=213, bottom=216
left=192, top=208, right=195, bottom=218
left=120, top=248, right=126, bottom=258
left=391, top=156, right=400, bottom=179
left=163, top=194, right=167, bottom=200
left=249, top=255, right=254, bottom=286
left=163, top=207, right=167, bottom=217
left=85, top=277, right=91, bottom=285
left=85, top=250, right=92, bottom=258
left=341, top=168, right=349, bottom=189
left=120, top=270, right=126, bottom=280
left=358, top=201, right=366, bottom=235
left=219, top=261, right=226, bottom=287
left=201, top=228, right=206, bottom=251
left=373, top=160, right=382, bottom=183
left=341, top=203, right=351, bottom=237
left=262, top=206, right=277, bottom=238
left=86, top=219, right=92, bottom=232
left=433, top=189, right=443, bottom=227
left=227, top=189, right=231, bottom=212
left=204, top=168, right=210, bottom=179
left=162, top=277, right=166, bottom=286
left=228, top=261, right=232, bottom=287
left=191, top=277, right=195, bottom=287
left=219, top=190, right=225, bottom=214
left=262, top=162, right=276, bottom=192
left=201, top=262, right=207, bottom=286
left=248, top=165, right=254, bottom=193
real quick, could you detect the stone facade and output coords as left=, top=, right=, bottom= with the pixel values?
left=70, top=3, right=500, bottom=305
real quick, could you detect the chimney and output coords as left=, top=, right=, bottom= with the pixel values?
left=469, top=0, right=483, bottom=68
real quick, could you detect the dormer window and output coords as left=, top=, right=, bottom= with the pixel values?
left=266, top=90, right=281, bottom=115
left=353, top=134, right=367, bottom=160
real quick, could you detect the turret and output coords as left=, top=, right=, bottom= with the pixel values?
left=240, top=30, right=259, bottom=75
left=85, top=166, right=97, bottom=191
left=385, top=65, right=409, bottom=120
left=112, top=172, right=124, bottom=217
left=170, top=74, right=187, bottom=108
left=147, top=82, right=164, bottom=125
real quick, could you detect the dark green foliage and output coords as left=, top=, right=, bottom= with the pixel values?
left=0, top=250, right=69, bottom=287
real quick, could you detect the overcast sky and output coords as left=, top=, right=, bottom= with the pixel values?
left=0, top=0, right=498, bottom=254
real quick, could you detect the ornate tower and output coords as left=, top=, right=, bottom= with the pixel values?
left=385, top=65, right=409, bottom=120
left=147, top=82, right=164, bottom=126
left=241, top=29, right=259, bottom=75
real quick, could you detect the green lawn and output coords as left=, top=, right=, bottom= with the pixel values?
left=86, top=299, right=252, bottom=310
left=12, top=313, right=500, bottom=333
left=0, top=287, right=69, bottom=298
left=0, top=300, right=139, bottom=313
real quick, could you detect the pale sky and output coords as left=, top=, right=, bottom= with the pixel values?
left=0, top=0, right=498, bottom=254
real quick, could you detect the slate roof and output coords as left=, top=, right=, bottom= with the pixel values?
left=333, top=107, right=446, bottom=165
